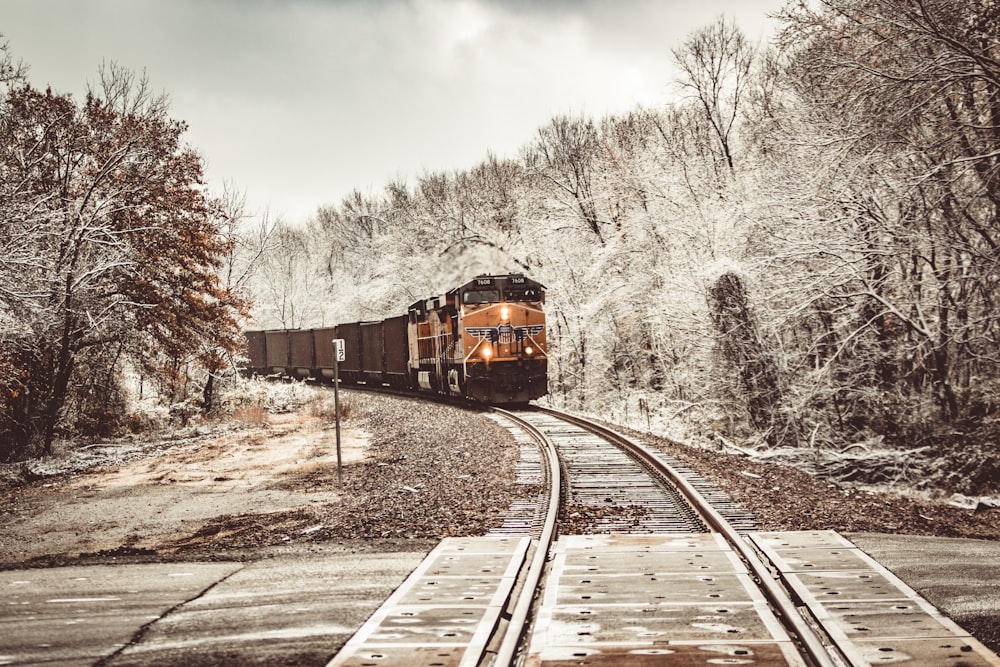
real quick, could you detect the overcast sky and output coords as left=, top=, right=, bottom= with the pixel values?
left=3, top=0, right=786, bottom=223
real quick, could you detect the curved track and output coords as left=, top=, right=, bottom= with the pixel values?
left=492, top=406, right=837, bottom=667
left=330, top=399, right=1000, bottom=667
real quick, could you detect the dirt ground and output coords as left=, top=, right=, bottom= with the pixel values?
left=0, top=391, right=521, bottom=568
left=0, top=412, right=368, bottom=565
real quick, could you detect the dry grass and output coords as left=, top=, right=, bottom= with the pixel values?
left=308, top=393, right=359, bottom=421
left=233, top=405, right=270, bottom=426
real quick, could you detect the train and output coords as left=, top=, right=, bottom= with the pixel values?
left=243, top=274, right=548, bottom=405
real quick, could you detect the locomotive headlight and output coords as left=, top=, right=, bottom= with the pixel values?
left=500, top=306, right=510, bottom=321
left=524, top=346, right=534, bottom=356
left=482, top=344, right=493, bottom=359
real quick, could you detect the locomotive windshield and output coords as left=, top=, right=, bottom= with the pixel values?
left=505, top=287, right=542, bottom=302
left=463, top=289, right=500, bottom=304
left=458, top=275, right=544, bottom=305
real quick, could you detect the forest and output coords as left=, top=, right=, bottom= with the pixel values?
left=3, top=0, right=999, bottom=495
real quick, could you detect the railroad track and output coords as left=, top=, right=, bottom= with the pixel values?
left=329, top=405, right=1000, bottom=667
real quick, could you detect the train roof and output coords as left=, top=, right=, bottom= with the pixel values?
left=408, top=274, right=545, bottom=314
left=449, top=274, right=545, bottom=295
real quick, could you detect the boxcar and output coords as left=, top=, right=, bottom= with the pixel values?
left=289, top=329, right=315, bottom=378
left=245, top=330, right=267, bottom=374
left=312, top=327, right=337, bottom=379
left=336, top=321, right=364, bottom=382
left=383, top=314, right=409, bottom=388
left=360, top=321, right=384, bottom=383
left=264, top=330, right=291, bottom=375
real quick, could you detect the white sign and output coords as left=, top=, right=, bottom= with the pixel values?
left=333, top=338, right=345, bottom=362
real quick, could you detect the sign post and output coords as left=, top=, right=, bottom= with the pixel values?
left=333, top=339, right=345, bottom=485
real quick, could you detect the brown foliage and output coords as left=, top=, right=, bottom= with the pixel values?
left=0, top=69, right=246, bottom=459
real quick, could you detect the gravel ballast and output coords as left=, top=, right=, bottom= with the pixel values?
left=2, top=390, right=1000, bottom=654
left=4, top=390, right=1000, bottom=563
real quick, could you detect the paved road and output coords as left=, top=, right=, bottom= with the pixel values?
left=1, top=535, right=998, bottom=666
left=851, top=533, right=1000, bottom=655
left=0, top=543, right=431, bottom=667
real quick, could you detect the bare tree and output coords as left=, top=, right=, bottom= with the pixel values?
left=672, top=16, right=756, bottom=175
left=526, top=115, right=606, bottom=243
left=0, top=35, right=25, bottom=88
left=771, top=0, right=1000, bottom=433
left=214, top=183, right=280, bottom=295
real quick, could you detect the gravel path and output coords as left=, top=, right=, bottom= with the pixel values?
left=162, top=392, right=524, bottom=551
left=3, top=388, right=999, bottom=559
left=0, top=391, right=524, bottom=565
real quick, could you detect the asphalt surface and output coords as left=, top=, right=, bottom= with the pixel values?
left=1, top=535, right=998, bottom=666
left=850, top=533, right=1000, bottom=655
left=0, top=542, right=431, bottom=667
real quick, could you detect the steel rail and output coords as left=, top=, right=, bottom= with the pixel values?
left=489, top=408, right=562, bottom=667
left=534, top=406, right=840, bottom=667
left=308, top=384, right=838, bottom=665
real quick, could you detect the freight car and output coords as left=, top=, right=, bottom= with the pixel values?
left=243, top=274, right=547, bottom=405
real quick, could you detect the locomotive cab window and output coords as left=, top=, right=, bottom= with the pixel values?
left=463, top=289, right=500, bottom=305
left=505, top=287, right=542, bottom=303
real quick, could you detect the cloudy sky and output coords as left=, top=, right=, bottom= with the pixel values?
left=3, top=0, right=786, bottom=223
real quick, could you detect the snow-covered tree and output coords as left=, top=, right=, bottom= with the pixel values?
left=0, top=63, right=245, bottom=458
left=771, top=0, right=1000, bottom=435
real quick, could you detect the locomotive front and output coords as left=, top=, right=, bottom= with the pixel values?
left=459, top=275, right=547, bottom=404
left=407, top=274, right=547, bottom=404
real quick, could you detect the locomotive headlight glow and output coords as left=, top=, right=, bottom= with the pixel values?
left=524, top=346, right=534, bottom=356
left=500, top=306, right=510, bottom=321
left=482, top=344, right=493, bottom=359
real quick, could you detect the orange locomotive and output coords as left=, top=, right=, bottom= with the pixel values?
left=244, top=274, right=548, bottom=405
left=409, top=274, right=547, bottom=403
